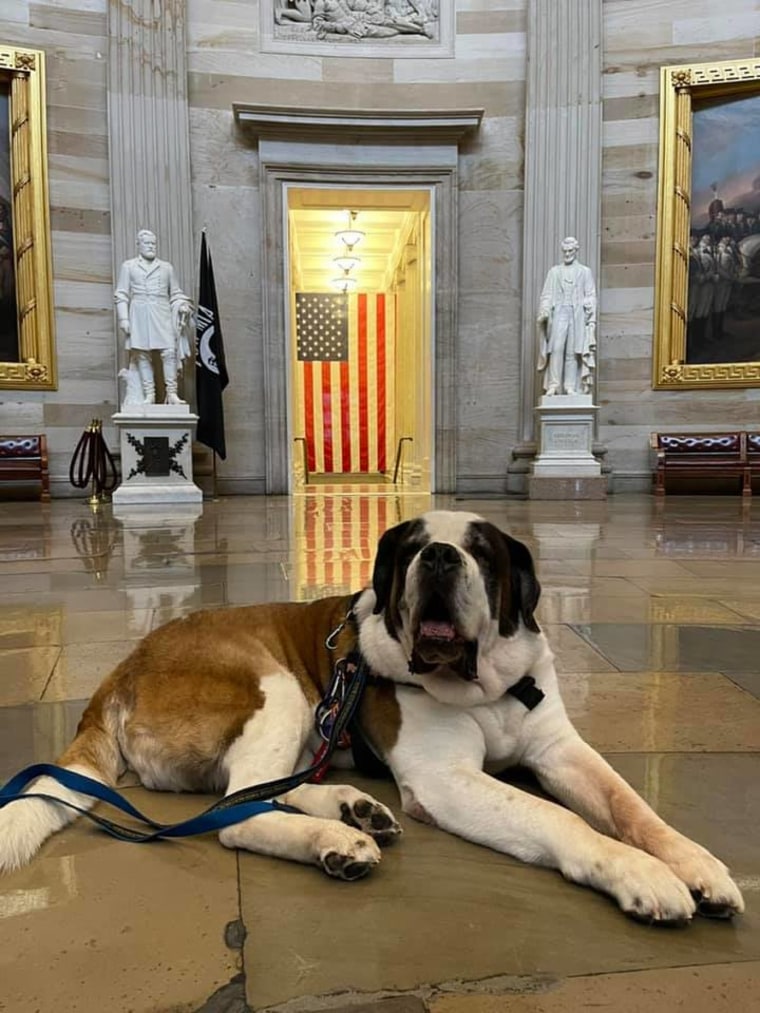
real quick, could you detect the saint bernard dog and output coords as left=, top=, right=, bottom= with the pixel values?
left=0, top=511, right=744, bottom=924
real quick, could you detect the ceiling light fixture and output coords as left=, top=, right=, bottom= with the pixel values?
left=331, top=269, right=358, bottom=292
left=333, top=254, right=361, bottom=273
left=335, top=210, right=365, bottom=252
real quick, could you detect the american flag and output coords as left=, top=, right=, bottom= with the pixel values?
left=294, top=292, right=396, bottom=475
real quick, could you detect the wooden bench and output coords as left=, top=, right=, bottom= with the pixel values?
left=0, top=435, right=51, bottom=501
left=650, top=432, right=756, bottom=497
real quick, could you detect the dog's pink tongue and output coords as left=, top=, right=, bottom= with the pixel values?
left=420, top=620, right=456, bottom=641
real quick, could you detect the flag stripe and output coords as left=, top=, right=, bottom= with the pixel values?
left=303, top=360, right=316, bottom=473
left=340, top=360, right=351, bottom=471
left=322, top=361, right=333, bottom=473
left=376, top=293, right=386, bottom=474
left=358, top=293, right=369, bottom=473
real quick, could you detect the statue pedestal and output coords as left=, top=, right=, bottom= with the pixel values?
left=111, top=404, right=203, bottom=506
left=529, top=394, right=606, bottom=499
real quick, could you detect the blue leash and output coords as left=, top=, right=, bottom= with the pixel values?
left=0, top=652, right=368, bottom=843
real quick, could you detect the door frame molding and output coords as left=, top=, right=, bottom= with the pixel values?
left=234, top=106, right=482, bottom=493
left=261, top=162, right=458, bottom=493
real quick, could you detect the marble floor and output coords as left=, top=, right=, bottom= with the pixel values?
left=0, top=491, right=758, bottom=1012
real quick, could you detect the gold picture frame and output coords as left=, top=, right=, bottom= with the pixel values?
left=654, top=58, right=760, bottom=390
left=0, top=44, right=56, bottom=390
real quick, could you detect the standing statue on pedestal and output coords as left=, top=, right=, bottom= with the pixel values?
left=536, top=237, right=597, bottom=396
left=115, top=230, right=193, bottom=407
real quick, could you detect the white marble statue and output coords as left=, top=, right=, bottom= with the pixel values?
left=536, top=237, right=597, bottom=396
left=114, top=230, right=193, bottom=407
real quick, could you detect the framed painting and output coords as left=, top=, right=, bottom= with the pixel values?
left=654, top=58, right=760, bottom=389
left=0, top=44, right=56, bottom=390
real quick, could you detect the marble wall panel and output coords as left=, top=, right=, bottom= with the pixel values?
left=457, top=294, right=521, bottom=486
left=456, top=10, right=526, bottom=35
left=0, top=0, right=28, bottom=24
left=458, top=115, right=523, bottom=193
left=322, top=57, right=392, bottom=83
left=187, top=49, right=322, bottom=79
left=673, top=13, right=760, bottom=46
left=50, top=232, right=112, bottom=284
left=458, top=191, right=522, bottom=296
left=456, top=190, right=523, bottom=484
left=189, top=108, right=259, bottom=189
left=0, top=402, right=45, bottom=434
left=189, top=73, right=522, bottom=118
left=601, top=69, right=660, bottom=101
left=601, top=0, right=760, bottom=487
left=2, top=1, right=114, bottom=495
left=601, top=264, right=654, bottom=290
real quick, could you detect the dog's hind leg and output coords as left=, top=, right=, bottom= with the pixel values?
left=218, top=673, right=382, bottom=880
left=0, top=687, right=125, bottom=873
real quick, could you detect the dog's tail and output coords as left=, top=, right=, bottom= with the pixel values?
left=0, top=683, right=124, bottom=873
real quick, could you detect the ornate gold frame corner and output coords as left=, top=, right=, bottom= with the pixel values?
left=0, top=44, right=56, bottom=391
left=653, top=58, right=760, bottom=390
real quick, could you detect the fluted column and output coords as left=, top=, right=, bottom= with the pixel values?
left=107, top=0, right=194, bottom=301
left=516, top=0, right=603, bottom=448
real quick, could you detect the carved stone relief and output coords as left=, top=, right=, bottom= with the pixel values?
left=262, top=0, right=452, bottom=57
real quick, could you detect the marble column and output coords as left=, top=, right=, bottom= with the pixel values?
left=107, top=0, right=195, bottom=307
left=511, top=0, right=604, bottom=486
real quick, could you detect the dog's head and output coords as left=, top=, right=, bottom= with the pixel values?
left=370, top=510, right=540, bottom=681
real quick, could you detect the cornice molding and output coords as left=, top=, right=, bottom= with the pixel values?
left=233, top=105, right=483, bottom=144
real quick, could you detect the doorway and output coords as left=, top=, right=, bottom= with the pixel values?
left=285, top=187, right=433, bottom=493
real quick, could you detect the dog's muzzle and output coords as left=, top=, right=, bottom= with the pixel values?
left=410, top=542, right=478, bottom=680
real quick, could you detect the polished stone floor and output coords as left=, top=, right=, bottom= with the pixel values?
left=0, top=492, right=758, bottom=1013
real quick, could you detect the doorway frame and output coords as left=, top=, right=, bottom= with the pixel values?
left=260, top=163, right=458, bottom=494
left=283, top=182, right=435, bottom=492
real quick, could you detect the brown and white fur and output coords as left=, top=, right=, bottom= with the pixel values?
left=0, top=510, right=744, bottom=924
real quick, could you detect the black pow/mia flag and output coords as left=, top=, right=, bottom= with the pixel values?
left=195, top=232, right=229, bottom=459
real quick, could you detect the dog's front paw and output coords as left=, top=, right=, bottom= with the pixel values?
left=607, top=850, right=697, bottom=926
left=339, top=793, right=402, bottom=847
left=315, top=824, right=381, bottom=881
left=658, top=835, right=744, bottom=919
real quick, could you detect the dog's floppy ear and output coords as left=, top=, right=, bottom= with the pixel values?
left=372, top=520, right=412, bottom=615
left=499, top=532, right=541, bottom=637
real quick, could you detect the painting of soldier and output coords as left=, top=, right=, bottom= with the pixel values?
left=686, top=92, right=760, bottom=365
left=0, top=83, right=19, bottom=363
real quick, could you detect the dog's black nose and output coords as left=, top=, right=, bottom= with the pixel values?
left=419, top=542, right=461, bottom=574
